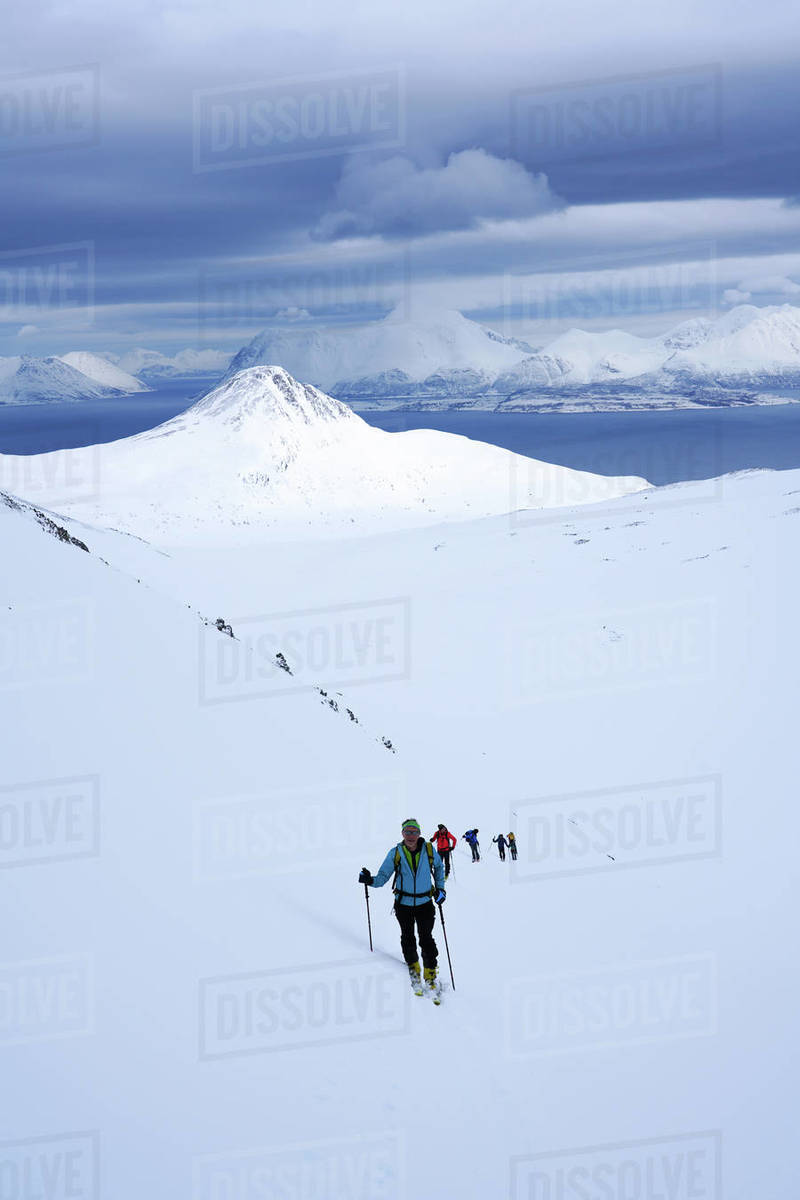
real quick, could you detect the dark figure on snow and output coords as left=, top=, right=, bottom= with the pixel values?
left=359, top=819, right=445, bottom=991
left=431, top=823, right=457, bottom=878
left=463, top=828, right=480, bottom=862
left=507, top=831, right=518, bottom=861
left=492, top=833, right=508, bottom=861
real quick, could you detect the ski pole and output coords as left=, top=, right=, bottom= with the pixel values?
left=364, top=883, right=373, bottom=952
left=437, top=902, right=455, bottom=990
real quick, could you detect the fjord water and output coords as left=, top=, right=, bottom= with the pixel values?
left=1, top=382, right=800, bottom=484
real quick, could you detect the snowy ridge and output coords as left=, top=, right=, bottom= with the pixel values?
left=221, top=304, right=800, bottom=406
left=59, top=351, right=150, bottom=393
left=223, top=306, right=534, bottom=391
left=0, top=364, right=648, bottom=544
left=497, top=304, right=800, bottom=397
left=0, top=354, right=127, bottom=404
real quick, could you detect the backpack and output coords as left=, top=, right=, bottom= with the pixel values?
left=392, top=840, right=436, bottom=901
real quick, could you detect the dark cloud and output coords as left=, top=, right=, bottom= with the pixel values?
left=0, top=2, right=799, bottom=352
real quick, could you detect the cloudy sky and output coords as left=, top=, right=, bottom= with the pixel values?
left=1, top=0, right=799, bottom=356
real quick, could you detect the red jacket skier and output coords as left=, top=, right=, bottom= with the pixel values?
left=430, top=824, right=457, bottom=878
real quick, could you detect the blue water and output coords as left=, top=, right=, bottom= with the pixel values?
left=363, top=406, right=800, bottom=484
left=1, top=383, right=799, bottom=486
left=0, top=379, right=216, bottom=456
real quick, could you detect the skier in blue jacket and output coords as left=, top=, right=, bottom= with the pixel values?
left=463, top=828, right=480, bottom=862
left=359, top=818, right=445, bottom=992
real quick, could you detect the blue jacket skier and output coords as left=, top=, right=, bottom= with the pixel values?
left=359, top=818, right=445, bottom=991
left=463, top=828, right=480, bottom=862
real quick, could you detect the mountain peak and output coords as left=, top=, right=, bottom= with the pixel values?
left=222, top=307, right=532, bottom=390
left=189, top=364, right=356, bottom=430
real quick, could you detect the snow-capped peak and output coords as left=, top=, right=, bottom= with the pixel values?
left=188, top=365, right=355, bottom=430
left=223, top=307, right=533, bottom=391
left=0, top=364, right=647, bottom=543
left=59, top=351, right=150, bottom=393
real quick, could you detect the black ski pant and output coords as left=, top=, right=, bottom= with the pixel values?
left=439, top=849, right=451, bottom=877
left=469, top=842, right=480, bottom=862
left=509, top=845, right=517, bottom=860
left=498, top=847, right=506, bottom=860
left=395, top=900, right=438, bottom=969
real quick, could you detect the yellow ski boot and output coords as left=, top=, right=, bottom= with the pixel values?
left=408, top=961, right=424, bottom=995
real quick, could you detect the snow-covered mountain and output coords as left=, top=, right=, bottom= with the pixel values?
left=113, top=346, right=232, bottom=382
left=667, top=303, right=800, bottom=381
left=223, top=306, right=533, bottom=393
left=59, top=351, right=150, bottom=393
left=497, top=304, right=800, bottom=400
left=0, top=364, right=647, bottom=542
left=0, top=354, right=127, bottom=404
left=222, top=304, right=800, bottom=407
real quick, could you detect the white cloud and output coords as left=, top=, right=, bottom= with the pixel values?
left=275, top=306, right=311, bottom=321
left=17, top=324, right=41, bottom=337
left=312, top=149, right=563, bottom=241
left=736, top=274, right=800, bottom=295
left=723, top=288, right=751, bottom=304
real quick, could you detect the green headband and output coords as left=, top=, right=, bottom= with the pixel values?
left=401, top=818, right=420, bottom=832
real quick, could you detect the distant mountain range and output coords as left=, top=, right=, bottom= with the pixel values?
left=4, top=304, right=800, bottom=408
left=223, top=303, right=800, bottom=409
left=109, top=347, right=232, bottom=383
left=0, top=347, right=233, bottom=404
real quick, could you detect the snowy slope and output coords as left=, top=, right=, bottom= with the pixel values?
left=0, top=354, right=126, bottom=403
left=223, top=306, right=533, bottom=391
left=60, top=351, right=150, bottom=393
left=2, top=462, right=798, bottom=1199
left=0, top=365, right=648, bottom=543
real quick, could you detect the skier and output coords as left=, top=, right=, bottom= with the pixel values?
left=430, top=823, right=457, bottom=878
left=463, top=828, right=480, bottom=862
left=359, top=818, right=445, bottom=995
left=507, top=831, right=518, bottom=861
left=492, top=833, right=508, bottom=861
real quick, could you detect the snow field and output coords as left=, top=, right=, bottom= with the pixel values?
left=2, top=455, right=797, bottom=1196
